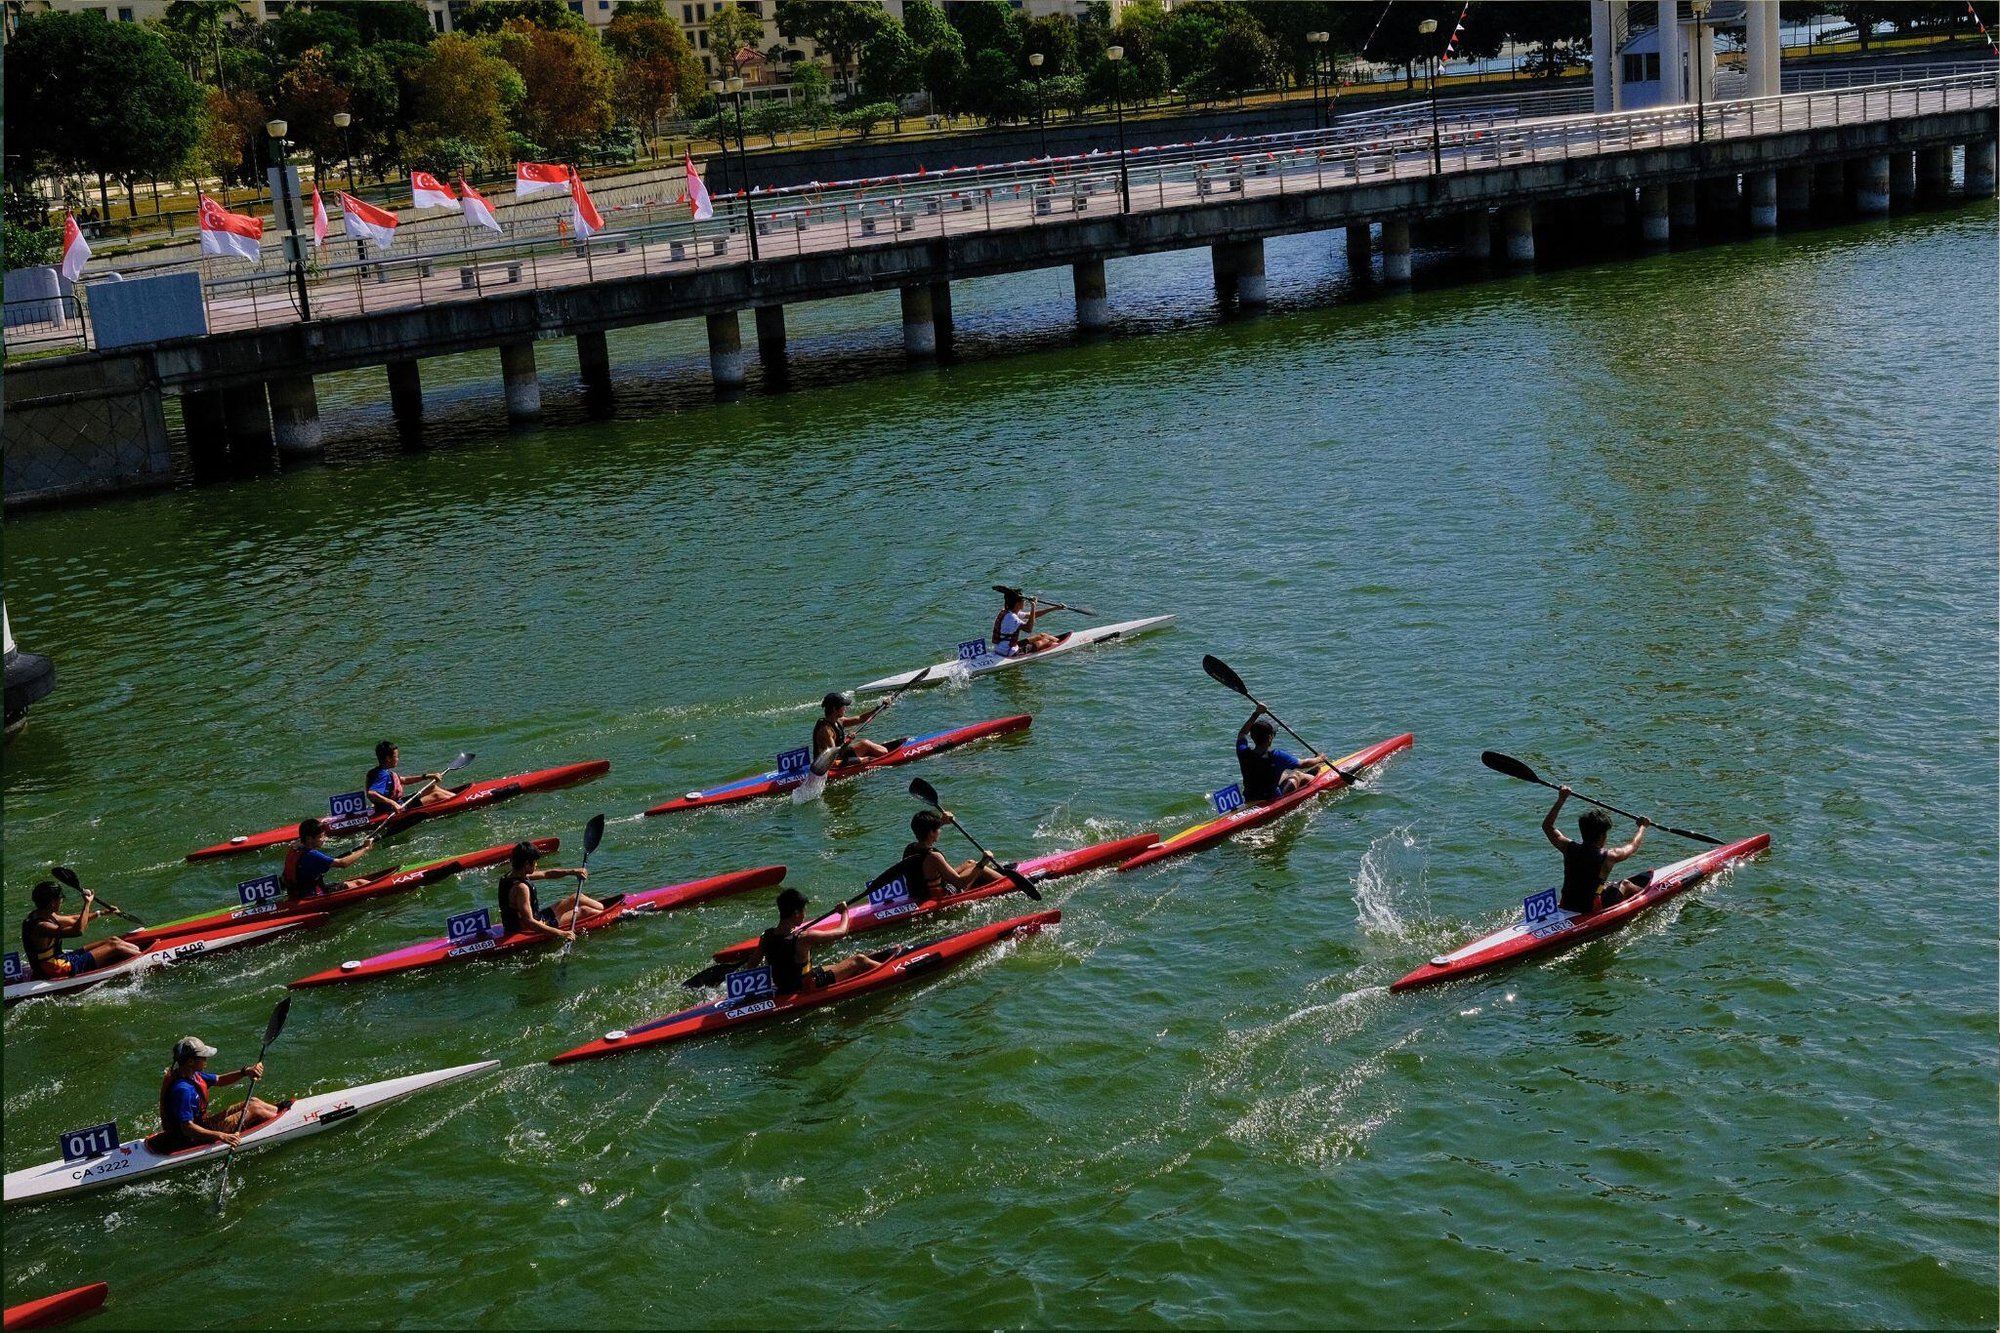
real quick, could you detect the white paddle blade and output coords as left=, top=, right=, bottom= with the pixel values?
left=792, top=771, right=829, bottom=804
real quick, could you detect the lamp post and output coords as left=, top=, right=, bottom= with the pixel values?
left=1691, top=0, right=1712, bottom=142
left=265, top=118, right=311, bottom=321
left=1106, top=44, right=1129, bottom=214
left=1418, top=17, right=1442, bottom=175
left=725, top=76, right=758, bottom=260
left=332, top=111, right=357, bottom=192
left=708, top=79, right=732, bottom=194
left=1307, top=31, right=1328, bottom=132
left=1029, top=52, right=1048, bottom=158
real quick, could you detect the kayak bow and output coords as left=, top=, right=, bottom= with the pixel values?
left=854, top=616, right=1175, bottom=694
left=551, top=909, right=1061, bottom=1063
left=1390, top=833, right=1772, bottom=992
left=4, top=915, right=327, bottom=1006
left=288, top=864, right=788, bottom=988
left=3, top=1283, right=108, bottom=1330
left=185, top=760, right=611, bottom=861
left=1118, top=732, right=1414, bottom=872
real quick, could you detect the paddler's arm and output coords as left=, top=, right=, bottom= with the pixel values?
left=213, top=1061, right=264, bottom=1088
left=1543, top=787, right=1572, bottom=849
left=799, top=906, right=854, bottom=941
left=508, top=878, right=576, bottom=942
left=1606, top=817, right=1652, bottom=864
left=75, top=891, right=99, bottom=933
left=1236, top=709, right=1265, bottom=745
left=327, top=835, right=376, bottom=870
left=939, top=851, right=993, bottom=891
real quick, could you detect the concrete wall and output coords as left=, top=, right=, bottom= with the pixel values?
left=4, top=350, right=172, bottom=508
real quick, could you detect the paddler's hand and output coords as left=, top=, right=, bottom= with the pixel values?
left=242, top=1061, right=265, bottom=1079
left=219, top=1132, right=243, bottom=1149
left=81, top=889, right=96, bottom=903
left=1558, top=785, right=1572, bottom=798
left=573, top=868, right=589, bottom=882
left=562, top=929, right=578, bottom=942
left=1636, top=816, right=1653, bottom=828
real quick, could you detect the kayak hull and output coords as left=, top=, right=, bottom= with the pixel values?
left=644, top=716, right=1031, bottom=815
left=1390, top=834, right=1773, bottom=993
left=4, top=915, right=327, bottom=1006
left=709, top=832, right=1156, bottom=966
left=130, top=838, right=560, bottom=946
left=1118, top=732, right=1414, bottom=872
left=186, top=760, right=611, bottom=861
left=854, top=616, right=1175, bottom=694
left=552, top=909, right=1061, bottom=1063
left=288, top=864, right=788, bottom=988
left=3, top=1063, right=497, bottom=1206
left=4, top=1283, right=108, bottom=1331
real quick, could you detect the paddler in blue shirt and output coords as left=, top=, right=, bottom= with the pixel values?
left=1235, top=709, right=1328, bottom=802
left=496, top=841, right=600, bottom=942
left=20, top=880, right=141, bottom=980
left=812, top=692, right=891, bottom=768
left=757, top=887, right=890, bottom=995
left=152, top=1036, right=284, bottom=1151
left=992, top=587, right=1059, bottom=657
left=1543, top=786, right=1651, bottom=913
left=365, top=741, right=458, bottom=815
left=280, top=818, right=377, bottom=901
left=872, top=810, right=996, bottom=906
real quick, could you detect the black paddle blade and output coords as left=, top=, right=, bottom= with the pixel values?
left=262, top=996, right=293, bottom=1047
left=908, top=777, right=942, bottom=808
left=681, top=960, right=731, bottom=990
left=583, top=815, right=607, bottom=856
left=446, top=751, right=475, bottom=773
left=1480, top=751, right=1545, bottom=785
left=50, top=865, right=81, bottom=890
left=1202, top=654, right=1251, bottom=698
left=1000, top=863, right=1041, bottom=900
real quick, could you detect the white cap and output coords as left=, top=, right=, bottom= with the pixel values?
left=172, top=1036, right=218, bottom=1061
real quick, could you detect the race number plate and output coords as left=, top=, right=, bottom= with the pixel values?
left=2, top=952, right=26, bottom=984
left=956, top=638, right=988, bottom=662
left=1522, top=888, right=1561, bottom=927
left=446, top=908, right=493, bottom=945
left=1211, top=784, right=1245, bottom=815
left=60, top=1121, right=120, bottom=1163
left=327, top=790, right=371, bottom=830
left=237, top=874, right=282, bottom=906
left=727, top=966, right=776, bottom=1001
left=776, top=747, right=812, bottom=778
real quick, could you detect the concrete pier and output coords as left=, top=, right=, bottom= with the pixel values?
left=1210, top=243, right=1238, bottom=303
left=1381, top=217, right=1413, bottom=284
left=1459, top=210, right=1490, bottom=259
left=754, top=305, right=788, bottom=374
left=1596, top=191, right=1629, bottom=232
left=182, top=388, right=230, bottom=480
left=500, top=342, right=540, bottom=421
left=387, top=360, right=423, bottom=424
left=1213, top=239, right=1267, bottom=305
left=1639, top=185, right=1670, bottom=244
left=268, top=376, right=323, bottom=459
left=706, top=311, right=745, bottom=389
left=577, top=330, right=612, bottom=412
left=1778, top=165, right=1813, bottom=219
left=1747, top=171, right=1778, bottom=231
left=1501, top=205, right=1534, bottom=263
left=1701, top=175, right=1740, bottom=226
left=1073, top=258, right=1109, bottom=332
left=223, top=384, right=271, bottom=465
left=1344, top=222, right=1372, bottom=276
left=900, top=284, right=936, bottom=358
left=1669, top=183, right=1699, bottom=233
left=1888, top=151, right=1916, bottom=205
left=930, top=280, right=955, bottom=358
left=1854, top=155, right=1892, bottom=215
left=1966, top=140, right=1997, bottom=199
left=1812, top=160, right=1846, bottom=214
left=1916, top=145, right=1954, bottom=204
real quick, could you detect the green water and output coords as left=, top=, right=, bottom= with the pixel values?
left=5, top=206, right=1995, bottom=1329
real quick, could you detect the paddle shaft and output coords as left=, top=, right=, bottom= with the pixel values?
left=48, top=868, right=145, bottom=928
left=214, top=1001, right=291, bottom=1211
left=1482, top=751, right=1723, bottom=845
left=1202, top=656, right=1357, bottom=783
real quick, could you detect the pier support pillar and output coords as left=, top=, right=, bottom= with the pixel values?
left=1210, top=242, right=1238, bottom=303
left=1701, top=175, right=1740, bottom=227
left=1778, top=165, right=1813, bottom=219
left=182, top=388, right=230, bottom=480
left=1596, top=190, right=1629, bottom=233
left=499, top=342, right=540, bottom=421
left=1668, top=183, right=1699, bottom=233
left=1232, top=239, right=1267, bottom=305
left=268, top=375, right=323, bottom=460
left=706, top=311, right=745, bottom=390
left=577, top=328, right=612, bottom=395
left=387, top=359, right=423, bottom=424
left=1073, top=258, right=1109, bottom=332
left=222, top=383, right=272, bottom=466
left=1916, top=145, right=1954, bottom=204
left=1381, top=217, right=1413, bottom=285
left=1501, top=204, right=1534, bottom=264
left=1458, top=210, right=1490, bottom=259
left=1812, top=161, right=1846, bottom=215
left=900, top=284, right=936, bottom=358
left=1747, top=171, right=1778, bottom=231
left=930, top=280, right=955, bottom=359
left=1639, top=185, right=1670, bottom=244
left=1966, top=140, right=1998, bottom=199
left=1888, top=151, right=1916, bottom=205
left=1854, top=155, right=1891, bottom=215
left=754, top=305, right=788, bottom=375
left=1344, top=222, right=1372, bottom=275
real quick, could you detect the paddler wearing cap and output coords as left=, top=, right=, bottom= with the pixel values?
left=496, top=841, right=600, bottom=943
left=992, top=587, right=1059, bottom=657
left=758, top=887, right=891, bottom=995
left=20, top=879, right=141, bottom=980
left=812, top=691, right=891, bottom=769
left=152, top=1036, right=285, bottom=1150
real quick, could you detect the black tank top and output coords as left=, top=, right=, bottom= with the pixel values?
left=498, top=874, right=540, bottom=935
left=873, top=847, right=938, bottom=903
left=1559, top=842, right=1611, bottom=914
left=21, top=915, right=60, bottom=972
left=759, top=926, right=807, bottom=995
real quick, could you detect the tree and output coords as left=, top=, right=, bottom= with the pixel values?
left=494, top=19, right=616, bottom=159
left=605, top=12, right=703, bottom=157
left=790, top=58, right=834, bottom=127
left=191, top=87, right=259, bottom=199
left=275, top=46, right=351, bottom=175
left=858, top=24, right=922, bottom=106
left=962, top=46, right=1026, bottom=122
left=153, top=0, right=239, bottom=85
left=457, top=0, right=591, bottom=36
left=1210, top=12, right=1280, bottom=98
left=902, top=0, right=956, bottom=51
left=267, top=6, right=363, bottom=60
left=951, top=1, right=1022, bottom=60
left=1502, top=3, right=1591, bottom=79
left=401, top=33, right=522, bottom=171
left=920, top=43, right=968, bottom=115
left=315, top=0, right=434, bottom=48
left=707, top=2, right=768, bottom=72
left=775, top=1, right=895, bottom=92
left=746, top=98, right=797, bottom=146
left=836, top=101, right=897, bottom=138
left=1022, top=14, right=1079, bottom=73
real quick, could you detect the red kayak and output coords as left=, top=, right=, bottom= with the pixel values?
left=551, top=909, right=1061, bottom=1063
left=1390, top=834, right=1772, bottom=992
left=708, top=832, right=1156, bottom=967
left=186, top=760, right=611, bottom=861
left=1118, top=732, right=1414, bottom=872
left=289, top=864, right=787, bottom=988
left=643, top=716, right=1031, bottom=814
left=129, top=838, right=559, bottom=946
left=4, top=1283, right=107, bottom=1331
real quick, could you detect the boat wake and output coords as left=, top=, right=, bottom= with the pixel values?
left=1351, top=822, right=1426, bottom=939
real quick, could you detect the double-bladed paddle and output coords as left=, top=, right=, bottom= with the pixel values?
left=554, top=814, right=608, bottom=979
left=347, top=752, right=477, bottom=851
left=990, top=585, right=1097, bottom=616
left=48, top=866, right=146, bottom=928
left=1479, top=751, right=1724, bottom=845
left=906, top=778, right=1040, bottom=899
left=1201, top=655, right=1358, bottom=783
left=806, top=667, right=933, bottom=780
left=212, top=996, right=292, bottom=1213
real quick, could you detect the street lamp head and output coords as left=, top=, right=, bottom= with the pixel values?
left=265, top=118, right=288, bottom=139
left=1028, top=52, right=1044, bottom=68
left=1308, top=31, right=1327, bottom=44
left=726, top=76, right=743, bottom=91
left=1418, top=19, right=1438, bottom=36
left=332, top=111, right=351, bottom=129
left=1106, top=45, right=1123, bottom=61
left=710, top=79, right=725, bottom=94
left=1690, top=0, right=1713, bottom=14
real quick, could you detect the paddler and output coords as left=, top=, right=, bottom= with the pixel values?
left=812, top=691, right=891, bottom=769
left=1236, top=709, right=1329, bottom=801
left=757, top=887, right=891, bottom=995
left=280, top=818, right=377, bottom=901
left=497, top=841, right=600, bottom=942
left=20, top=880, right=141, bottom=980
left=874, top=809, right=996, bottom=905
left=1543, top=786, right=1651, bottom=913
left=365, top=741, right=458, bottom=814
left=992, top=587, right=1059, bottom=657
left=153, top=1036, right=284, bottom=1150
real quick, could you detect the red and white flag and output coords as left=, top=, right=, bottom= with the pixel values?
left=679, top=148, right=714, bottom=222
left=459, top=177, right=502, bottom=234
left=337, top=190, right=399, bottom=253
left=198, top=194, right=264, bottom=264
left=58, top=213, right=90, bottom=282
left=569, top=172, right=604, bottom=242
left=311, top=187, right=329, bottom=251
left=515, top=161, right=571, bottom=198
left=411, top=170, right=460, bottom=211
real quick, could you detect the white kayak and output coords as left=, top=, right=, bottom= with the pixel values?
left=3, top=1060, right=498, bottom=1206
left=854, top=615, right=1175, bottom=694
left=3, top=915, right=326, bottom=1006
